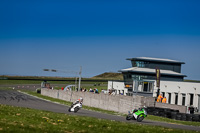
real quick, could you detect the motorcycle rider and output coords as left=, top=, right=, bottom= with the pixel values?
left=74, top=97, right=83, bottom=105
left=132, top=106, right=146, bottom=113
left=69, top=97, right=83, bottom=112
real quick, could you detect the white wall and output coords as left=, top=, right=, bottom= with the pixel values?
left=108, top=80, right=200, bottom=110
left=107, top=81, right=127, bottom=95
left=157, top=80, right=200, bottom=110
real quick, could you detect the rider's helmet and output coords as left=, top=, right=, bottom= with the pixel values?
left=80, top=97, right=83, bottom=102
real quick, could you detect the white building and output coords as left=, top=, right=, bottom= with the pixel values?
left=108, top=57, right=200, bottom=111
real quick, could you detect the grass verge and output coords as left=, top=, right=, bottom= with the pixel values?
left=146, top=115, right=200, bottom=127
left=0, top=104, right=198, bottom=133
left=0, top=79, right=107, bottom=85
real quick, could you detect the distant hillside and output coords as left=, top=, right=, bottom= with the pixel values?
left=92, top=72, right=123, bottom=80
left=0, top=74, right=122, bottom=81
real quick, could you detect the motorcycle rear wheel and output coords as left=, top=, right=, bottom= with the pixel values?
left=137, top=115, right=144, bottom=122
left=74, top=107, right=79, bottom=113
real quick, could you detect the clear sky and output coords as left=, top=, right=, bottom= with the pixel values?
left=0, top=0, right=200, bottom=80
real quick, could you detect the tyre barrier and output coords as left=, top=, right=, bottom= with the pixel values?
left=147, top=107, right=155, bottom=115
left=186, top=114, right=193, bottom=121
left=193, top=114, right=200, bottom=122
left=175, top=113, right=182, bottom=120
left=180, top=113, right=187, bottom=121
left=153, top=110, right=160, bottom=116
left=147, top=107, right=200, bottom=122
left=171, top=112, right=177, bottom=119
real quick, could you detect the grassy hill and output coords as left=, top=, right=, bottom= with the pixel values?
left=0, top=72, right=124, bottom=81
left=92, top=72, right=123, bottom=80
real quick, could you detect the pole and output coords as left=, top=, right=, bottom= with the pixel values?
left=75, top=75, right=77, bottom=91
left=78, top=66, right=82, bottom=90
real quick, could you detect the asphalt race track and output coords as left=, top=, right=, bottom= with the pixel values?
left=1, top=90, right=200, bottom=131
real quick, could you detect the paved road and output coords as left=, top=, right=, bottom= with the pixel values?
left=0, top=90, right=200, bottom=131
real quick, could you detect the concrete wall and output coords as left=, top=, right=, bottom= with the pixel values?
left=154, top=102, right=187, bottom=113
left=41, top=88, right=187, bottom=113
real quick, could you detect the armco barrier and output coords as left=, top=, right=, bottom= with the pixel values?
left=41, top=88, right=187, bottom=114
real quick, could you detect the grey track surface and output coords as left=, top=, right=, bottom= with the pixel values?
left=0, top=90, right=200, bottom=131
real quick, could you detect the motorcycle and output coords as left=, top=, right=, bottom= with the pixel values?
left=68, top=102, right=82, bottom=113
left=126, top=107, right=147, bottom=122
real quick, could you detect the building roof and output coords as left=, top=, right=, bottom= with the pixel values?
left=126, top=57, right=185, bottom=64
left=119, top=67, right=187, bottom=77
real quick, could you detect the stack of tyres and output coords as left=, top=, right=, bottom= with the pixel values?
left=153, top=108, right=160, bottom=116
left=163, top=109, right=172, bottom=118
left=192, top=114, right=200, bottom=122
left=147, top=107, right=155, bottom=115
left=186, top=114, right=193, bottom=121
left=180, top=113, right=187, bottom=121
left=165, top=111, right=172, bottom=118
left=174, top=110, right=179, bottom=113
left=175, top=113, right=182, bottom=120
left=171, top=112, right=177, bottom=119
left=158, top=108, right=165, bottom=117
left=147, top=107, right=200, bottom=122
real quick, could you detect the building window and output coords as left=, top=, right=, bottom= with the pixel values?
left=143, top=82, right=148, bottom=92
left=148, top=82, right=153, bottom=92
left=175, top=93, right=178, bottom=105
left=168, top=93, right=171, bottom=104
left=132, top=61, right=145, bottom=68
left=190, top=94, right=194, bottom=105
left=162, top=92, right=165, bottom=97
left=182, top=94, right=186, bottom=106
left=136, top=61, right=145, bottom=68
left=134, top=81, right=153, bottom=93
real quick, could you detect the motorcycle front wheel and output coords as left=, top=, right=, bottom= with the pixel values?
left=137, top=115, right=144, bottom=122
left=126, top=114, right=133, bottom=120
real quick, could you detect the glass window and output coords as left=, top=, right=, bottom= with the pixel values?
left=168, top=93, right=171, bottom=104
left=135, top=61, right=145, bottom=68
left=175, top=93, right=178, bottom=105
left=182, top=94, right=186, bottom=106
left=162, top=92, right=165, bottom=97
left=190, top=94, right=194, bottom=105
left=149, top=82, right=153, bottom=92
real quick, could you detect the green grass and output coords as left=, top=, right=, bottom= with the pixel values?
left=146, top=114, right=200, bottom=127
left=0, top=87, right=13, bottom=90
left=0, top=79, right=107, bottom=85
left=0, top=80, right=42, bottom=85
left=0, top=104, right=198, bottom=133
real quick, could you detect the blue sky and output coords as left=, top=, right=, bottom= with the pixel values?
left=0, top=0, right=200, bottom=80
